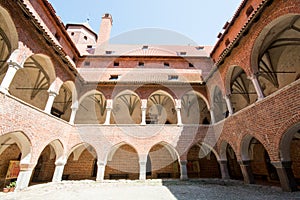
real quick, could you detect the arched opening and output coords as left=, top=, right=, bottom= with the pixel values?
left=75, top=90, right=106, bottom=124
left=9, top=54, right=56, bottom=110
left=280, top=122, right=300, bottom=189
left=63, top=143, right=97, bottom=180
left=51, top=81, right=75, bottom=121
left=146, top=90, right=176, bottom=124
left=242, top=135, right=279, bottom=186
left=147, top=143, right=180, bottom=179
left=187, top=144, right=221, bottom=178
left=0, top=132, right=31, bottom=189
left=0, top=6, right=18, bottom=84
left=254, top=15, right=300, bottom=96
left=227, top=66, right=257, bottom=112
left=212, top=86, right=227, bottom=121
left=224, top=144, right=243, bottom=180
left=112, top=90, right=141, bottom=124
left=181, top=91, right=211, bottom=124
left=105, top=144, right=139, bottom=180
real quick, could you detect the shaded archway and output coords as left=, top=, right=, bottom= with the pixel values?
left=219, top=141, right=243, bottom=180
left=0, top=5, right=18, bottom=83
left=9, top=54, right=56, bottom=110
left=112, top=90, right=141, bottom=124
left=226, top=66, right=257, bottom=112
left=63, top=143, right=97, bottom=180
left=147, top=142, right=180, bottom=179
left=146, top=90, right=176, bottom=124
left=253, top=15, right=300, bottom=97
left=0, top=131, right=31, bottom=189
left=51, top=81, right=75, bottom=121
left=187, top=144, right=221, bottom=178
left=30, top=140, right=63, bottom=185
left=75, top=90, right=106, bottom=124
left=279, top=122, right=300, bottom=188
left=105, top=143, right=139, bottom=180
left=241, top=135, right=279, bottom=186
left=181, top=91, right=211, bottom=124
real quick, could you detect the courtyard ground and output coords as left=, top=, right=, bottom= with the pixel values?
left=0, top=179, right=299, bottom=200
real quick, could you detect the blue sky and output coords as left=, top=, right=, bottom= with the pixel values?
left=48, top=0, right=242, bottom=45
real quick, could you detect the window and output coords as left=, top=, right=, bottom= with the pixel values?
left=109, top=75, right=119, bottom=80
left=195, top=46, right=204, bottom=50
left=87, top=45, right=93, bottom=49
left=246, top=5, right=254, bottom=17
left=189, top=63, right=194, bottom=67
left=142, top=45, right=148, bottom=50
left=84, top=36, right=88, bottom=40
left=113, top=62, right=119, bottom=67
left=71, top=32, right=74, bottom=36
left=106, top=51, right=114, bottom=55
left=138, top=62, right=144, bottom=67
left=164, top=62, right=170, bottom=67
left=84, top=61, right=90, bottom=66
left=179, top=52, right=187, bottom=56
left=168, top=75, right=178, bottom=80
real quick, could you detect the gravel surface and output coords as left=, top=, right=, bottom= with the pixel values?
left=0, top=179, right=299, bottom=200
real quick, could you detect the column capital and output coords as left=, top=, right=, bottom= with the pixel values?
left=141, top=99, right=147, bottom=109
left=55, top=159, right=66, bottom=166
left=8, top=61, right=22, bottom=70
left=106, top=99, right=113, bottom=109
left=47, top=89, right=58, bottom=97
left=238, top=160, right=251, bottom=166
left=175, top=99, right=181, bottom=109
left=271, top=161, right=292, bottom=168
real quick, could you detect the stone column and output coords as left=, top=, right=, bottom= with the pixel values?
left=16, top=164, right=34, bottom=191
left=175, top=99, right=183, bottom=126
left=104, top=99, right=113, bottom=125
left=180, top=160, right=188, bottom=180
left=96, top=161, right=106, bottom=181
left=249, top=75, right=264, bottom=100
left=224, top=95, right=234, bottom=116
left=52, top=160, right=66, bottom=182
left=238, top=160, right=254, bottom=184
left=69, top=101, right=79, bottom=124
left=141, top=99, right=147, bottom=125
left=209, top=107, right=216, bottom=124
left=218, top=160, right=230, bottom=179
left=139, top=154, right=147, bottom=181
left=0, top=62, right=22, bottom=95
left=272, top=161, right=298, bottom=192
left=44, top=90, right=58, bottom=114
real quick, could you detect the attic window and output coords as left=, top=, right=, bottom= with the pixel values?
left=142, top=45, right=148, bottom=50
left=71, top=32, right=74, bottom=36
left=168, top=75, right=178, bottom=80
left=106, top=51, right=114, bottom=55
left=84, top=36, right=88, bottom=40
left=195, top=46, right=204, bottom=50
left=87, top=45, right=93, bottom=49
left=113, top=62, right=119, bottom=66
left=138, top=62, right=144, bottom=67
left=164, top=62, right=170, bottom=67
left=189, top=63, right=194, bottom=67
left=246, top=5, right=254, bottom=17
left=225, top=39, right=230, bottom=46
left=179, top=52, right=187, bottom=56
left=109, top=75, right=119, bottom=80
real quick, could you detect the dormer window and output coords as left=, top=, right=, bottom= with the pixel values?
left=113, top=62, right=119, bottom=67
left=84, top=36, right=88, bottom=40
left=168, top=75, right=178, bottom=80
left=164, top=62, right=170, bottom=67
left=138, top=62, right=144, bottom=67
left=142, top=45, right=148, bottom=50
left=178, top=52, right=187, bottom=56
left=109, top=75, right=119, bottom=80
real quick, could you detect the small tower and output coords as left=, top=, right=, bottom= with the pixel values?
left=97, top=13, right=113, bottom=46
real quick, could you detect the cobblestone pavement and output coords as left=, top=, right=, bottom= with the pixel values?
left=0, top=179, right=299, bottom=200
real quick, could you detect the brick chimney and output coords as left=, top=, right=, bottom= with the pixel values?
left=97, top=13, right=113, bottom=46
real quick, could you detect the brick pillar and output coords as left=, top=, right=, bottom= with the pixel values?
left=238, top=160, right=254, bottom=184
left=69, top=101, right=79, bottom=124
left=0, top=62, right=22, bottom=95
left=96, top=161, right=106, bottom=181
left=175, top=99, right=183, bottom=126
left=104, top=99, right=113, bottom=125
left=272, top=161, right=298, bottom=192
left=180, top=160, right=188, bottom=180
left=16, top=164, right=34, bottom=191
left=52, top=160, right=66, bottom=182
left=224, top=95, right=234, bottom=116
left=218, top=160, right=230, bottom=179
left=249, top=74, right=264, bottom=100
left=141, top=99, right=147, bottom=125
left=44, top=90, right=58, bottom=114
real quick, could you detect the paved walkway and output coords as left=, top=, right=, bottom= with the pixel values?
left=1, top=179, right=299, bottom=200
